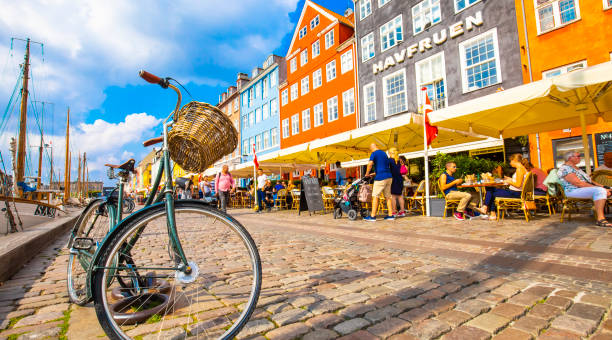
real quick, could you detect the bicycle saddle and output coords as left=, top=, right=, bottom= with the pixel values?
left=105, top=159, right=135, bottom=173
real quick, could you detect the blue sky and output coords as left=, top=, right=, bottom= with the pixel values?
left=0, top=0, right=353, bottom=185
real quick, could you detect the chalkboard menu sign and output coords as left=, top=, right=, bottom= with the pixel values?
left=298, top=175, right=324, bottom=215
left=595, top=132, right=612, bottom=167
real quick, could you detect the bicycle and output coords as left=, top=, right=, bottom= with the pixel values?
left=67, top=71, right=262, bottom=340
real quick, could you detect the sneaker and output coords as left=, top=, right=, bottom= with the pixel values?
left=479, top=213, right=489, bottom=219
left=397, top=210, right=406, bottom=217
left=464, top=211, right=475, bottom=219
left=454, top=212, right=465, bottom=220
left=363, top=216, right=376, bottom=222
left=384, top=215, right=395, bottom=220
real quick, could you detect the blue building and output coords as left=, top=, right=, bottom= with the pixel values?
left=240, top=55, right=286, bottom=164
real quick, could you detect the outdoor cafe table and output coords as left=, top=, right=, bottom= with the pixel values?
left=457, top=182, right=507, bottom=206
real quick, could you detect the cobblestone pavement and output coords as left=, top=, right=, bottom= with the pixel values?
left=1, top=208, right=611, bottom=339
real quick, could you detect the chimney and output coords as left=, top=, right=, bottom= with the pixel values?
left=237, top=73, right=250, bottom=90
left=344, top=8, right=353, bottom=17
left=222, top=92, right=227, bottom=101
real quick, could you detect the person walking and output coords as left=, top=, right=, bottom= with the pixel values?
left=335, top=161, right=346, bottom=186
left=255, top=168, right=267, bottom=213
left=388, top=147, right=406, bottom=217
left=364, top=143, right=394, bottom=221
left=215, top=165, right=235, bottom=213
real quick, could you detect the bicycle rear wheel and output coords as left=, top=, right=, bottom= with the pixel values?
left=92, top=201, right=261, bottom=340
left=67, top=199, right=111, bottom=305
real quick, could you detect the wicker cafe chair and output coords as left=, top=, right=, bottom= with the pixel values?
left=553, top=183, right=594, bottom=222
left=534, top=188, right=555, bottom=216
left=438, top=178, right=462, bottom=218
left=275, top=189, right=288, bottom=210
left=405, top=180, right=426, bottom=216
left=496, top=172, right=535, bottom=221
left=322, top=186, right=335, bottom=212
left=290, top=189, right=300, bottom=210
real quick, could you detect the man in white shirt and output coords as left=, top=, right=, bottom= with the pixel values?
left=256, top=169, right=267, bottom=212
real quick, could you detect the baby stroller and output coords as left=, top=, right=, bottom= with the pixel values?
left=333, top=176, right=372, bottom=220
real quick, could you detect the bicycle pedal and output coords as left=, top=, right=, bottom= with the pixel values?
left=73, top=237, right=94, bottom=250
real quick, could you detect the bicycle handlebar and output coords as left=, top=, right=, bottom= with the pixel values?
left=139, top=70, right=169, bottom=88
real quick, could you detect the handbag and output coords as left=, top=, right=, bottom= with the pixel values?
left=358, top=184, right=372, bottom=203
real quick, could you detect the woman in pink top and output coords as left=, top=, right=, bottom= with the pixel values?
left=215, top=165, right=235, bottom=212
left=522, top=160, right=547, bottom=195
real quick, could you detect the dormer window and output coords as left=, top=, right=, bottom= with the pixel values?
left=299, top=26, right=307, bottom=39
left=310, top=15, right=320, bottom=29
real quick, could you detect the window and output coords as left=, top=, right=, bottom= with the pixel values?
left=270, top=69, right=277, bottom=87
left=326, top=60, right=337, bottom=81
left=301, top=76, right=309, bottom=95
left=248, top=88, right=254, bottom=105
left=327, top=96, right=339, bottom=122
left=459, top=29, right=502, bottom=93
left=300, top=49, right=308, bottom=66
left=242, top=92, right=248, bottom=108
left=379, top=0, right=392, bottom=7
left=290, top=58, right=297, bottom=73
left=325, top=30, right=335, bottom=49
left=364, top=82, right=376, bottom=123
left=242, top=140, right=248, bottom=156
left=535, top=0, right=580, bottom=34
left=255, top=82, right=261, bottom=99
left=314, top=103, right=324, bottom=127
left=340, top=50, right=353, bottom=74
left=455, top=0, right=480, bottom=12
left=313, top=69, right=323, bottom=89
left=248, top=111, right=254, bottom=126
left=310, top=15, right=319, bottom=29
left=281, top=89, right=288, bottom=106
left=290, top=83, right=299, bottom=101
left=312, top=40, right=320, bottom=58
left=415, top=52, right=447, bottom=110
left=302, top=109, right=311, bottom=131
left=542, top=60, right=587, bottom=78
left=360, top=0, right=372, bottom=20
left=242, top=114, right=248, bottom=129
left=270, top=98, right=278, bottom=116
left=382, top=69, right=407, bottom=116
left=299, top=26, right=307, bottom=39
left=552, top=136, right=594, bottom=168
left=255, top=134, right=262, bottom=151
left=291, top=114, right=300, bottom=135
left=249, top=137, right=255, bottom=153
left=282, top=119, right=290, bottom=138
left=263, top=131, right=270, bottom=149
left=361, top=33, right=375, bottom=62
left=234, top=98, right=239, bottom=111
left=271, top=128, right=279, bottom=146
left=262, top=103, right=269, bottom=120
left=255, top=108, right=262, bottom=124
left=606, top=0, right=612, bottom=10
left=413, top=0, right=441, bottom=35
left=342, top=88, right=355, bottom=116
left=380, top=15, right=403, bottom=52
left=262, top=77, right=269, bottom=98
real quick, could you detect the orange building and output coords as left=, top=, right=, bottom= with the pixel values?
left=279, top=1, right=358, bottom=149
left=515, top=0, right=612, bottom=170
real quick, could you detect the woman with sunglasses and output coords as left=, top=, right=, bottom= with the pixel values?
left=558, top=151, right=611, bottom=228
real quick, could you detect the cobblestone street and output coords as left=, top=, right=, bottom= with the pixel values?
left=1, top=208, right=612, bottom=339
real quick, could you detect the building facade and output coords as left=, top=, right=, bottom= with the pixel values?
left=354, top=0, right=523, bottom=125
left=279, top=1, right=359, bottom=148
left=215, top=73, right=250, bottom=167
left=240, top=55, right=286, bottom=163
left=519, top=0, right=612, bottom=170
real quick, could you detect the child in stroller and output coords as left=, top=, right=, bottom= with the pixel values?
left=333, top=176, right=372, bottom=220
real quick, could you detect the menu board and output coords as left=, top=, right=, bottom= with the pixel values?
left=595, top=132, right=612, bottom=167
left=298, top=176, right=324, bottom=214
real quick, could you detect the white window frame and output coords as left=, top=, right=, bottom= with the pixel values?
left=262, top=77, right=269, bottom=98
left=255, top=107, right=262, bottom=123
left=300, top=49, right=308, bottom=66
left=314, top=103, right=324, bottom=127
left=313, top=69, right=323, bottom=89
left=263, top=131, right=270, bottom=149
left=415, top=51, right=448, bottom=109
left=270, top=98, right=278, bottom=116
left=542, top=60, right=587, bottom=79
left=270, top=69, right=277, bottom=87
left=262, top=102, right=270, bottom=120
left=242, top=140, right=249, bottom=156
left=299, top=26, right=307, bottom=39
left=290, top=83, right=299, bottom=101
left=605, top=0, right=612, bottom=10
left=325, top=30, right=335, bottom=49
left=340, top=50, right=353, bottom=74
left=281, top=89, right=288, bottom=106
left=282, top=118, right=290, bottom=139
left=534, top=0, right=581, bottom=35
left=291, top=113, right=300, bottom=135
left=380, top=15, right=403, bottom=52
left=360, top=0, right=372, bottom=20
left=248, top=111, right=254, bottom=126
left=302, top=109, right=311, bottom=131
left=342, top=88, right=355, bottom=117
left=290, top=58, right=297, bottom=73
left=312, top=40, right=320, bottom=58
left=301, top=76, right=310, bottom=95
left=382, top=68, right=408, bottom=117
left=326, top=60, right=337, bottom=82
left=412, top=0, right=442, bottom=35
left=361, top=32, right=375, bottom=62
left=271, top=127, right=279, bottom=146
left=255, top=134, right=262, bottom=151
left=249, top=137, right=255, bottom=154
left=327, top=96, right=339, bottom=122
left=458, top=28, right=503, bottom=93
left=379, top=0, right=392, bottom=8
left=363, top=82, right=377, bottom=123
left=310, top=15, right=320, bottom=29
left=454, top=0, right=481, bottom=13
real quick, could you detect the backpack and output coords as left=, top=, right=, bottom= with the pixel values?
left=358, top=184, right=372, bottom=203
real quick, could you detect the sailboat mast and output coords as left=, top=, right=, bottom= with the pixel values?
left=63, top=108, right=70, bottom=202
left=49, top=145, right=53, bottom=190
left=37, top=135, right=43, bottom=188
left=77, top=153, right=81, bottom=199
left=83, top=152, right=87, bottom=198
left=16, top=38, right=30, bottom=191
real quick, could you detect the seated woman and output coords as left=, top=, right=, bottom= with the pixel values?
left=558, top=151, right=611, bottom=228
left=483, top=153, right=527, bottom=220
left=263, top=180, right=275, bottom=211
left=439, top=161, right=487, bottom=220
left=522, top=159, right=547, bottom=195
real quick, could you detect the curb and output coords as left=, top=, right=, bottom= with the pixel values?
left=0, top=212, right=79, bottom=283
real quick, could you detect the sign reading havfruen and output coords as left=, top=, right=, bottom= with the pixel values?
left=372, top=11, right=484, bottom=75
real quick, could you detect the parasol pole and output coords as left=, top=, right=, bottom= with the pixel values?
left=579, top=111, right=591, bottom=175
left=422, top=90, right=431, bottom=217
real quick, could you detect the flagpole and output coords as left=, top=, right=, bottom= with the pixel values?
left=422, top=89, right=431, bottom=217
left=253, top=144, right=257, bottom=210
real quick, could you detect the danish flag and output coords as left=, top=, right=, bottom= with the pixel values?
left=252, top=144, right=259, bottom=169
left=422, top=87, right=438, bottom=146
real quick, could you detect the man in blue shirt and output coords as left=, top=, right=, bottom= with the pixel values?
left=335, top=161, right=346, bottom=186
left=364, top=143, right=394, bottom=221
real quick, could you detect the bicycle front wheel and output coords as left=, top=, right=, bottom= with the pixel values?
left=92, top=201, right=261, bottom=340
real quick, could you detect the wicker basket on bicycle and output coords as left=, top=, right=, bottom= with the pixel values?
left=168, top=101, right=238, bottom=173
